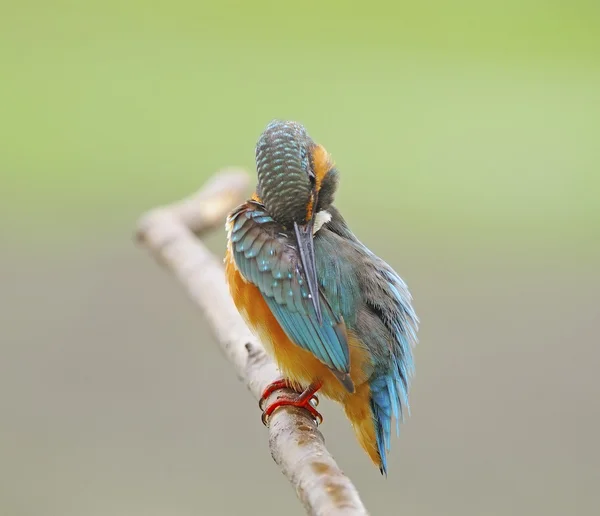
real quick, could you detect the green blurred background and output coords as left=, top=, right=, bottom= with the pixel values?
left=1, top=1, right=599, bottom=515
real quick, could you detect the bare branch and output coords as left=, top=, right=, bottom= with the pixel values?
left=135, top=169, right=369, bottom=516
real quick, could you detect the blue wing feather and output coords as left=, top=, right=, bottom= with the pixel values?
left=228, top=202, right=351, bottom=376
left=368, top=264, right=419, bottom=475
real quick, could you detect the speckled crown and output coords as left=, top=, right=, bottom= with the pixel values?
left=255, top=120, right=314, bottom=225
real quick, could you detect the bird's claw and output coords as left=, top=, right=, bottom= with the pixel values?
left=259, top=379, right=323, bottom=426
left=258, top=379, right=292, bottom=411
left=261, top=395, right=323, bottom=426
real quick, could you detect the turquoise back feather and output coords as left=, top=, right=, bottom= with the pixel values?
left=228, top=202, right=352, bottom=380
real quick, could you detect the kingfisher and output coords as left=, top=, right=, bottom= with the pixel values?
left=225, top=120, right=419, bottom=474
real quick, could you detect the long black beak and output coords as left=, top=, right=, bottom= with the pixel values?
left=294, top=220, right=323, bottom=325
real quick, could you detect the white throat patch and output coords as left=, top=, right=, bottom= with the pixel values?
left=313, top=210, right=332, bottom=234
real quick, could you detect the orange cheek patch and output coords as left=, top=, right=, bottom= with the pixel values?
left=311, top=144, right=334, bottom=191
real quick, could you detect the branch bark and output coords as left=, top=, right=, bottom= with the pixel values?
left=135, top=169, right=369, bottom=516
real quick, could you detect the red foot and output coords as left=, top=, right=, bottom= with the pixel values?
left=260, top=381, right=323, bottom=426
left=259, top=379, right=293, bottom=410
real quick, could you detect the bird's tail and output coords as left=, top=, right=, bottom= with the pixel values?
left=343, top=373, right=408, bottom=475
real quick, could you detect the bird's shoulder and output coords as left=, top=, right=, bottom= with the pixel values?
left=226, top=200, right=301, bottom=295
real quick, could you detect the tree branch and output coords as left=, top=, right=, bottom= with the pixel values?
left=135, top=169, right=369, bottom=516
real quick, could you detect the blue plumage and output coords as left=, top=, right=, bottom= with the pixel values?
left=229, top=202, right=351, bottom=377
left=317, top=206, right=419, bottom=474
left=367, top=267, right=418, bottom=475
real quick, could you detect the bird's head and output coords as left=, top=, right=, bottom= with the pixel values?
left=255, top=120, right=339, bottom=322
left=255, top=119, right=338, bottom=227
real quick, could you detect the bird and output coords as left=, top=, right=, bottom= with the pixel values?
left=224, top=120, right=419, bottom=474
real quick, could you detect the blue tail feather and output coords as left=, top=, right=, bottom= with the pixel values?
left=369, top=357, right=411, bottom=475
